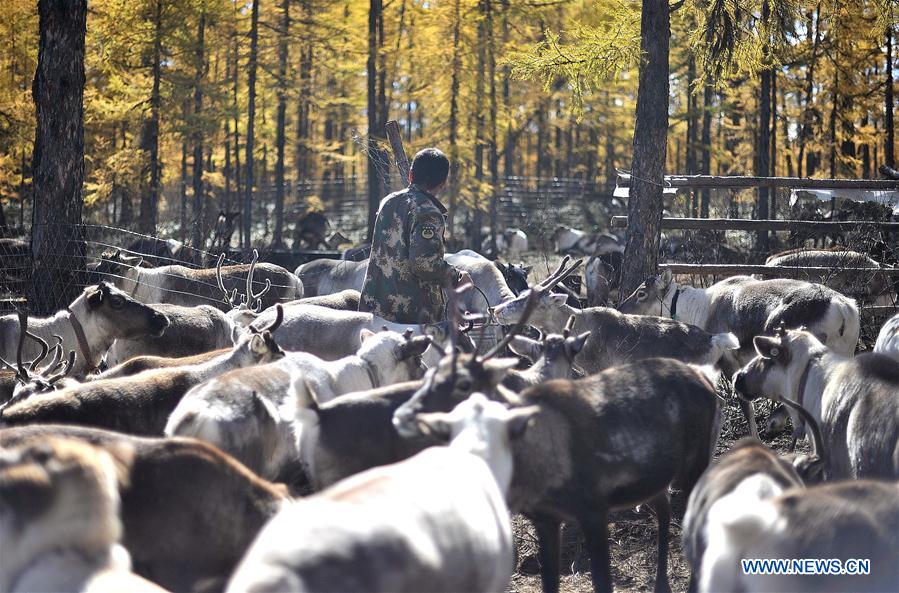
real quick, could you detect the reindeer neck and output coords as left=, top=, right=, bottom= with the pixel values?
left=666, top=283, right=710, bottom=328
left=541, top=304, right=580, bottom=334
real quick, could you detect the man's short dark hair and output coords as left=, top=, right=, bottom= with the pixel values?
left=410, top=148, right=450, bottom=190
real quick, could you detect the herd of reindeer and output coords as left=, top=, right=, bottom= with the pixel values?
left=1, top=228, right=898, bottom=593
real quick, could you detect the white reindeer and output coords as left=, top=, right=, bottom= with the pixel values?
left=226, top=393, right=537, bottom=593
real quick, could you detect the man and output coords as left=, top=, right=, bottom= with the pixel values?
left=359, top=148, right=469, bottom=324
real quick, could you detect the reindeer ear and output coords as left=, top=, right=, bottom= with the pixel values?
left=414, top=413, right=453, bottom=441
left=483, top=358, right=519, bottom=383
left=547, top=293, right=568, bottom=306
left=506, top=405, right=540, bottom=439
left=249, top=333, right=268, bottom=356
left=508, top=335, right=541, bottom=361
left=753, top=336, right=782, bottom=360
left=399, top=335, right=432, bottom=359
left=359, top=328, right=376, bottom=343
left=657, top=269, right=673, bottom=288
left=86, top=285, right=103, bottom=308
left=566, top=331, right=591, bottom=356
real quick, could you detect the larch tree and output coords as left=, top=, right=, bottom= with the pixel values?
left=244, top=0, right=260, bottom=250
left=29, top=0, right=88, bottom=314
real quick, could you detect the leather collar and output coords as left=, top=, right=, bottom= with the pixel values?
left=795, top=354, right=818, bottom=407
left=362, top=358, right=380, bottom=389
left=669, top=287, right=681, bottom=320
left=66, top=309, right=97, bottom=374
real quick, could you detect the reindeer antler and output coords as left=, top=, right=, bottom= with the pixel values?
left=216, top=253, right=240, bottom=308
left=479, top=289, right=540, bottom=361
left=534, top=256, right=584, bottom=294
left=243, top=249, right=272, bottom=313
left=779, top=396, right=827, bottom=468
left=563, top=315, right=576, bottom=338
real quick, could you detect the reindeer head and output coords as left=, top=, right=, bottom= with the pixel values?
left=0, top=314, right=77, bottom=413
left=492, top=256, right=583, bottom=328
left=617, top=268, right=674, bottom=315
left=357, top=328, right=433, bottom=385
left=393, top=286, right=542, bottom=438
left=508, top=316, right=591, bottom=378
left=234, top=304, right=286, bottom=365
left=413, top=393, right=539, bottom=493
left=74, top=282, right=170, bottom=340
left=732, top=329, right=825, bottom=404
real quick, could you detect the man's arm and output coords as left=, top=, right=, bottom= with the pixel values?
left=408, top=210, right=457, bottom=283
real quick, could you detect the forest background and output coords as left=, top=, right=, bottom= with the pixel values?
left=0, top=0, right=896, bottom=252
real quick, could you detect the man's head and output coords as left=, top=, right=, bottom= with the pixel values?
left=408, top=148, right=450, bottom=193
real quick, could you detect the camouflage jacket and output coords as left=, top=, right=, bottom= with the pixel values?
left=359, top=184, right=457, bottom=324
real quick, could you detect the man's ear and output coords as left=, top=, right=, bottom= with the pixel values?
left=407, top=169, right=414, bottom=185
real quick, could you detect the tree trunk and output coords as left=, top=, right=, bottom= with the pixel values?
left=243, top=0, right=260, bottom=250
left=180, top=139, right=188, bottom=242
left=770, top=66, right=777, bottom=177
left=191, top=11, right=206, bottom=251
left=886, top=24, right=895, bottom=168
left=487, top=0, right=498, bottom=255
left=755, top=0, right=771, bottom=251
left=447, top=0, right=462, bottom=238
left=295, top=0, right=313, bottom=189
left=231, top=18, right=242, bottom=227
left=472, top=0, right=487, bottom=250
left=829, top=66, right=838, bottom=178
left=700, top=84, right=712, bottom=217
left=620, top=0, right=669, bottom=297
left=273, top=0, right=290, bottom=247
left=366, top=0, right=383, bottom=241
left=138, top=0, right=163, bottom=235
left=798, top=4, right=821, bottom=178
left=29, top=0, right=88, bottom=314
left=501, top=0, right=513, bottom=180
left=686, top=56, right=698, bottom=216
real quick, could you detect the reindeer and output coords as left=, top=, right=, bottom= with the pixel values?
left=0, top=424, right=288, bottom=593
left=874, top=311, right=899, bottom=362
left=105, top=251, right=277, bottom=366
left=492, top=258, right=740, bottom=376
left=165, top=329, right=432, bottom=487
left=0, top=312, right=77, bottom=407
left=248, top=302, right=456, bottom=363
left=0, top=436, right=165, bottom=593
left=618, top=269, right=860, bottom=436
left=398, top=356, right=723, bottom=593
left=94, top=249, right=303, bottom=310
left=699, top=478, right=899, bottom=593
left=733, top=329, right=899, bottom=480
left=0, top=283, right=169, bottom=378
left=683, top=397, right=827, bottom=592
left=764, top=247, right=894, bottom=304
left=226, top=394, right=536, bottom=593
left=0, top=307, right=285, bottom=436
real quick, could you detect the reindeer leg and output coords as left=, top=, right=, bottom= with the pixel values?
left=531, top=514, right=562, bottom=593
left=579, top=509, right=613, bottom=593
left=739, top=398, right=759, bottom=439
left=648, top=492, right=672, bottom=593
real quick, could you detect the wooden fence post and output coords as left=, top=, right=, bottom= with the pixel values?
left=385, top=120, right=410, bottom=184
